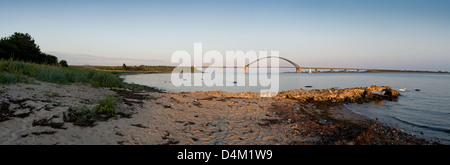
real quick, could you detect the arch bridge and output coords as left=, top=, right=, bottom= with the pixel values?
left=194, top=56, right=371, bottom=73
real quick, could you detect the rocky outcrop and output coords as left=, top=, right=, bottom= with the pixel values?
left=189, top=86, right=400, bottom=103
left=277, top=86, right=399, bottom=102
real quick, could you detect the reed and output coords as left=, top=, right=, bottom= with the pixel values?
left=0, top=59, right=122, bottom=87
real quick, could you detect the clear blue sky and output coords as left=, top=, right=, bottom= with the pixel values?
left=1, top=0, right=449, bottom=71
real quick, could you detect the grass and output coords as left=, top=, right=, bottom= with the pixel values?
left=1, top=59, right=166, bottom=95
left=94, top=95, right=117, bottom=118
left=0, top=72, right=21, bottom=84
left=0, top=59, right=122, bottom=87
left=63, top=95, right=117, bottom=126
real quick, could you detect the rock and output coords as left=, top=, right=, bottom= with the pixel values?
left=13, top=108, right=32, bottom=118
left=415, top=89, right=421, bottom=91
left=0, top=102, right=13, bottom=122
left=277, top=86, right=397, bottom=102
left=383, top=89, right=400, bottom=97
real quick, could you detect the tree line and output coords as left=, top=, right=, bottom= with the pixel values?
left=0, top=32, right=67, bottom=66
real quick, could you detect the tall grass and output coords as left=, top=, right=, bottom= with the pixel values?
left=0, top=72, right=21, bottom=84
left=0, top=59, right=122, bottom=87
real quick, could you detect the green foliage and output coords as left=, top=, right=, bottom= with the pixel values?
left=42, top=53, right=58, bottom=65
left=0, top=47, right=5, bottom=55
left=0, top=32, right=58, bottom=65
left=63, top=95, right=117, bottom=127
left=92, top=65, right=177, bottom=73
left=94, top=95, right=117, bottom=117
left=0, top=72, right=20, bottom=84
left=0, top=59, right=123, bottom=87
left=90, top=71, right=122, bottom=88
left=59, top=60, right=68, bottom=67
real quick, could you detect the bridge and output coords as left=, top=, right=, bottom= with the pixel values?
left=194, top=56, right=372, bottom=73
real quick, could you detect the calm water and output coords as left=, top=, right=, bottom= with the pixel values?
left=121, top=72, right=450, bottom=144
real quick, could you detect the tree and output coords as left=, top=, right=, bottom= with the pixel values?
left=4, top=32, right=41, bottom=62
left=0, top=39, right=18, bottom=59
left=122, top=63, right=127, bottom=70
left=42, top=53, right=58, bottom=65
left=59, top=60, right=69, bottom=67
left=0, top=32, right=59, bottom=65
left=0, top=47, right=5, bottom=55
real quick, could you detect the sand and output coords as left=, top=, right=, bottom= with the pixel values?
left=0, top=80, right=434, bottom=145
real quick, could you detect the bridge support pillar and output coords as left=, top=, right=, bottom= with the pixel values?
left=245, top=66, right=249, bottom=74
left=357, top=69, right=360, bottom=73
left=330, top=69, right=334, bottom=73
left=296, top=67, right=301, bottom=73
left=344, top=69, right=348, bottom=73
left=315, top=69, right=318, bottom=73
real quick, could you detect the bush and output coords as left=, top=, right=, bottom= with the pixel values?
left=59, top=60, right=68, bottom=67
left=94, top=95, right=117, bottom=118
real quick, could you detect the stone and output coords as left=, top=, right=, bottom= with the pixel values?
left=277, top=86, right=397, bottom=102
left=383, top=89, right=400, bottom=97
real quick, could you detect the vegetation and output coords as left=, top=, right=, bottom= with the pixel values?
left=0, top=32, right=61, bottom=65
left=59, top=60, right=68, bottom=67
left=84, top=65, right=177, bottom=73
left=94, top=95, right=117, bottom=118
left=63, top=107, right=98, bottom=126
left=76, top=65, right=202, bottom=74
left=63, top=95, right=117, bottom=126
left=124, top=83, right=165, bottom=93
left=0, top=72, right=21, bottom=84
left=0, top=59, right=122, bottom=87
left=0, top=59, right=167, bottom=94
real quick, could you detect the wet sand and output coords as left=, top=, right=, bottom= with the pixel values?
left=0, top=80, right=436, bottom=145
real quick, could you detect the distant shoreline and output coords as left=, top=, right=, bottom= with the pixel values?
left=366, top=69, right=449, bottom=74
left=70, top=65, right=449, bottom=74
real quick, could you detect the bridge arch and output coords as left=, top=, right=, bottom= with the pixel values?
left=244, top=56, right=301, bottom=73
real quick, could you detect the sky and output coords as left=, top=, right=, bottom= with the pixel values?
left=1, top=0, right=449, bottom=71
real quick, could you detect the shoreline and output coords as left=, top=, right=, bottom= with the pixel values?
left=0, top=80, right=439, bottom=145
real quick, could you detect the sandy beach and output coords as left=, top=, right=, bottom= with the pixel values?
left=0, top=80, right=436, bottom=145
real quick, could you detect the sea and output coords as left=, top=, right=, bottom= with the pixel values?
left=121, top=72, right=450, bottom=144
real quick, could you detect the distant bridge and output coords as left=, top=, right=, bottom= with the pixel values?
left=194, top=56, right=372, bottom=73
